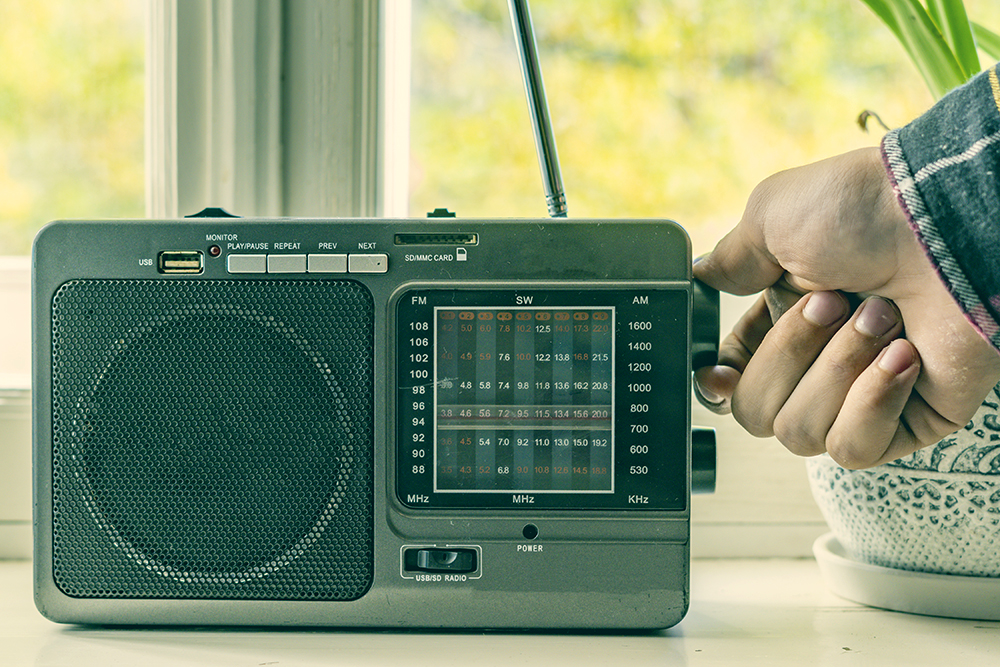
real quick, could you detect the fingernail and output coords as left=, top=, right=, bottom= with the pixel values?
left=695, top=383, right=725, bottom=406
left=878, top=339, right=915, bottom=374
left=802, top=291, right=847, bottom=327
left=855, top=297, right=900, bottom=338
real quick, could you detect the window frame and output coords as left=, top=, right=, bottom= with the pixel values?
left=146, top=0, right=408, bottom=219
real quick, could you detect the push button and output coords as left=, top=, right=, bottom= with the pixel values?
left=227, top=254, right=266, bottom=274
left=308, top=253, right=348, bottom=273
left=403, top=547, right=478, bottom=573
left=267, top=254, right=307, bottom=273
left=348, top=253, right=388, bottom=273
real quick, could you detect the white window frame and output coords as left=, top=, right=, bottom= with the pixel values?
left=146, top=0, right=409, bottom=219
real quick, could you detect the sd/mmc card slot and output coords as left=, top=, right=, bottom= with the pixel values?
left=393, top=233, right=478, bottom=246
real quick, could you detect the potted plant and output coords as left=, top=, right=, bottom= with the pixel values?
left=809, top=0, right=1000, bottom=619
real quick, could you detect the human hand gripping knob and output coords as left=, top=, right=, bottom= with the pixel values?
left=692, top=146, right=1000, bottom=469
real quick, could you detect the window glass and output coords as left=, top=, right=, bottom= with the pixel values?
left=410, top=0, right=1000, bottom=255
left=0, top=1, right=144, bottom=255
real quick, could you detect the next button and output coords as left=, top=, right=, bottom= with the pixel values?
left=349, top=254, right=388, bottom=273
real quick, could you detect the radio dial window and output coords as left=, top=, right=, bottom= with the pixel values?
left=395, top=288, right=688, bottom=511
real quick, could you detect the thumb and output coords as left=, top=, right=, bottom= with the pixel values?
left=693, top=219, right=784, bottom=296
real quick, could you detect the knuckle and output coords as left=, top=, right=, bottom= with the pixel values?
left=825, top=435, right=882, bottom=470
left=772, top=412, right=826, bottom=457
left=734, top=412, right=774, bottom=439
left=731, top=399, right=775, bottom=438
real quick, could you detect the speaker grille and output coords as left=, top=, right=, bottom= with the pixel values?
left=49, top=279, right=375, bottom=601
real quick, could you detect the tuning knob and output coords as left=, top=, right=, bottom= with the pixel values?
left=692, top=427, right=716, bottom=495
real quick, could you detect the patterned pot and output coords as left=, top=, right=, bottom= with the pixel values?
left=807, top=385, right=1000, bottom=577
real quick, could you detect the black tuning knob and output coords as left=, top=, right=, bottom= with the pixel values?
left=692, top=427, right=716, bottom=495
left=691, top=278, right=719, bottom=369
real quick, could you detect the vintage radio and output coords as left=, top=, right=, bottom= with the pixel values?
left=31, top=0, right=719, bottom=630
left=33, top=216, right=717, bottom=629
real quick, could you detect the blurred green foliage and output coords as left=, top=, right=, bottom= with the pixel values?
left=2, top=1, right=997, bottom=257
left=860, top=0, right=1000, bottom=99
left=410, top=0, right=1000, bottom=254
left=0, top=0, right=144, bottom=255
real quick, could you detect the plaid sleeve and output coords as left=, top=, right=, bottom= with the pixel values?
left=881, top=63, right=1000, bottom=352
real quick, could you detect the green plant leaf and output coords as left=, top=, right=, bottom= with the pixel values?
left=876, top=0, right=968, bottom=98
left=972, top=22, right=1000, bottom=61
left=859, top=0, right=905, bottom=47
left=926, top=0, right=981, bottom=77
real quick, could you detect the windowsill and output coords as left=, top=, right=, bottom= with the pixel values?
left=0, top=257, right=31, bottom=562
left=2, top=558, right=995, bottom=663
left=0, top=256, right=30, bottom=387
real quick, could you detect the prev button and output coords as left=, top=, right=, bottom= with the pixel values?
left=308, top=253, right=348, bottom=273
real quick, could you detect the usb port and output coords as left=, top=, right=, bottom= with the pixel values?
left=158, top=250, right=204, bottom=274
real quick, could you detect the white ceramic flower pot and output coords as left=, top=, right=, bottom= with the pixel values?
left=807, top=384, right=1000, bottom=617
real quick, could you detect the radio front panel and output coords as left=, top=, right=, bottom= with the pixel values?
left=32, top=217, right=714, bottom=629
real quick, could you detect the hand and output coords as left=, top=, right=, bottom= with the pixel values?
left=693, top=146, right=1000, bottom=469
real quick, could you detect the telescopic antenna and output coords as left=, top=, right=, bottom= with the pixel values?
left=508, top=0, right=567, bottom=218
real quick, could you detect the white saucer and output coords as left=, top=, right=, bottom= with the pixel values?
left=813, top=533, right=1000, bottom=621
